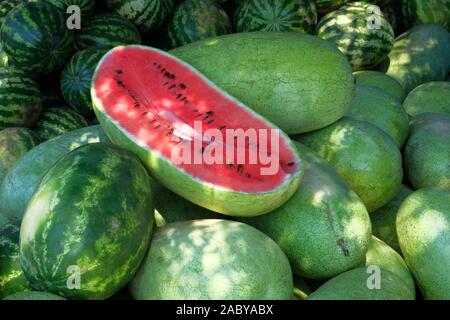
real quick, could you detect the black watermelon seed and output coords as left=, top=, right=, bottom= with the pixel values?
left=179, top=83, right=186, bottom=89
left=206, top=119, right=214, bottom=124
left=287, top=162, right=295, bottom=167
left=115, top=69, right=123, bottom=74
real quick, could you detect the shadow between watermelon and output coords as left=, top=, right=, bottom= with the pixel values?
left=91, top=45, right=303, bottom=217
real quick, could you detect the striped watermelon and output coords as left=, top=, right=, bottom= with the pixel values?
left=401, top=0, right=450, bottom=31
left=314, top=0, right=349, bottom=14
left=0, top=44, right=8, bottom=67
left=43, top=0, right=96, bottom=17
left=234, top=0, right=317, bottom=34
left=61, top=49, right=108, bottom=118
left=0, top=2, right=74, bottom=75
left=0, top=0, right=19, bottom=26
left=33, top=107, right=88, bottom=142
left=76, top=13, right=142, bottom=50
left=317, top=1, right=395, bottom=70
left=0, top=128, right=39, bottom=184
left=168, top=0, right=232, bottom=47
left=20, top=143, right=154, bottom=300
left=108, top=0, right=175, bottom=34
left=0, top=67, right=42, bottom=130
left=0, top=223, right=31, bottom=299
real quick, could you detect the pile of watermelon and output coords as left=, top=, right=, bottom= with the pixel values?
left=0, top=0, right=449, bottom=301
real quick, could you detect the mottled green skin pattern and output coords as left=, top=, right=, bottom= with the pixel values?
left=346, top=85, right=409, bottom=147
left=33, top=107, right=88, bottom=142
left=0, top=68, right=42, bottom=130
left=403, top=81, right=450, bottom=117
left=0, top=2, right=74, bottom=75
left=308, top=267, right=414, bottom=300
left=317, top=1, right=395, bottom=71
left=297, top=118, right=403, bottom=212
left=234, top=0, right=317, bottom=34
left=370, top=184, right=412, bottom=253
left=241, top=143, right=371, bottom=280
left=130, top=219, right=293, bottom=300
left=0, top=0, right=19, bottom=26
left=0, top=128, right=39, bottom=184
left=353, top=70, right=406, bottom=102
left=3, top=291, right=65, bottom=300
left=0, top=223, right=31, bottom=299
left=61, top=49, right=107, bottom=118
left=386, top=24, right=450, bottom=93
left=20, top=144, right=155, bottom=300
left=314, top=0, right=349, bottom=14
left=401, top=0, right=450, bottom=31
left=0, top=125, right=109, bottom=226
left=171, top=32, right=355, bottom=134
left=168, top=0, right=231, bottom=47
left=43, top=0, right=96, bottom=17
left=76, top=14, right=142, bottom=49
left=109, top=0, right=175, bottom=34
left=0, top=43, right=9, bottom=67
left=365, top=236, right=415, bottom=296
left=397, top=188, right=450, bottom=299
left=152, top=180, right=222, bottom=228
left=404, top=113, right=450, bottom=190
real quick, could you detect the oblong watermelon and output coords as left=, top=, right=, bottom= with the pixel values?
left=92, top=45, right=303, bottom=217
left=20, top=143, right=155, bottom=300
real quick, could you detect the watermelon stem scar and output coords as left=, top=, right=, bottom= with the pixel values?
left=92, top=45, right=303, bottom=216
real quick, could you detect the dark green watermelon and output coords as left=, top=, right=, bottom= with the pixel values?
left=76, top=13, right=142, bottom=49
left=0, top=0, right=19, bottom=26
left=41, top=91, right=66, bottom=109
left=401, top=0, right=449, bottom=31
left=234, top=0, right=317, bottom=34
left=0, top=67, right=42, bottom=130
left=168, top=0, right=232, bottom=47
left=20, top=143, right=155, bottom=300
left=3, top=291, right=65, bottom=300
left=314, top=0, right=349, bottom=14
left=43, top=0, right=96, bottom=17
left=33, top=107, right=88, bottom=141
left=61, top=48, right=108, bottom=117
left=0, top=1, right=74, bottom=75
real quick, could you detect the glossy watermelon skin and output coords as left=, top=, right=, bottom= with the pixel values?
left=20, top=143, right=155, bottom=300
left=61, top=49, right=108, bottom=118
left=234, top=0, right=317, bottom=34
left=168, top=0, right=231, bottom=47
left=108, top=0, right=175, bottom=34
left=76, top=13, right=142, bottom=49
left=43, top=0, right=96, bottom=17
left=317, top=1, right=395, bottom=70
left=33, top=107, right=88, bottom=141
left=401, top=0, right=450, bottom=31
left=0, top=223, right=31, bottom=299
left=0, top=2, right=74, bottom=75
left=0, top=67, right=42, bottom=130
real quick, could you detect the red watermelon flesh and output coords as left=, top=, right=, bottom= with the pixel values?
left=92, top=46, right=300, bottom=193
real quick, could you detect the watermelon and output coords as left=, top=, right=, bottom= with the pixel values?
left=3, top=291, right=65, bottom=300
left=234, top=0, right=317, bottom=34
left=0, top=223, right=31, bottom=299
left=61, top=49, right=108, bottom=118
left=0, top=1, right=74, bottom=75
left=168, top=0, right=232, bottom=47
left=129, top=219, right=293, bottom=299
left=92, top=45, right=303, bottom=217
left=76, top=13, right=142, bottom=50
left=403, top=81, right=450, bottom=117
left=0, top=67, right=42, bottom=130
left=0, top=44, right=8, bottom=67
left=353, top=70, right=406, bottom=102
left=401, top=0, right=450, bottom=31
left=108, top=0, right=175, bottom=34
left=0, top=0, right=19, bottom=26
left=0, top=125, right=109, bottom=225
left=20, top=143, right=155, bottom=300
left=240, top=143, right=372, bottom=280
left=43, top=0, right=96, bottom=17
left=297, top=118, right=403, bottom=212
left=314, top=0, right=349, bottom=14
left=317, top=1, right=395, bottom=71
left=170, top=32, right=355, bottom=134
left=33, top=107, right=88, bottom=142
left=386, top=24, right=450, bottom=93
left=0, top=128, right=39, bottom=184
left=346, top=85, right=410, bottom=147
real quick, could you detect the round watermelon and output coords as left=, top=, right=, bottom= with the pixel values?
left=403, top=81, right=450, bottom=117
left=314, top=0, right=349, bottom=14
left=0, top=1, right=74, bottom=75
left=234, top=0, right=317, bottom=34
left=168, top=0, right=232, bottom=47
left=20, top=143, right=155, bottom=300
left=401, top=0, right=450, bottom=31
left=0, top=67, right=42, bottom=130
left=0, top=0, right=19, bottom=26
left=61, top=48, right=107, bottom=118
left=76, top=13, right=142, bottom=49
left=43, top=0, right=96, bottom=18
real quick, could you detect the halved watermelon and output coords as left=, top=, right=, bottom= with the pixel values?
left=91, top=46, right=303, bottom=217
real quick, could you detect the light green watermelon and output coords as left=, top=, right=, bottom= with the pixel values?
left=3, top=291, right=65, bottom=300
left=401, top=0, right=450, bottom=31
left=353, top=70, right=406, bottom=102
left=403, top=81, right=450, bottom=117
